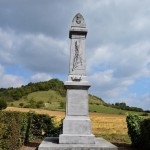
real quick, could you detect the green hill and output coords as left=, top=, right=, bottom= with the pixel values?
left=8, top=90, right=143, bottom=115
left=0, top=78, right=146, bottom=115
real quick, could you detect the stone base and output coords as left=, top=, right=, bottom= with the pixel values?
left=59, top=134, right=95, bottom=144
left=38, top=137, right=118, bottom=150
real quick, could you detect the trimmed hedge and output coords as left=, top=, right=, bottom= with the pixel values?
left=0, top=111, right=61, bottom=150
left=140, top=118, right=150, bottom=149
left=126, top=114, right=150, bottom=149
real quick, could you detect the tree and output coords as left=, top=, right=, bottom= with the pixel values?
left=0, top=99, right=7, bottom=110
left=36, top=100, right=44, bottom=108
left=19, top=102, right=24, bottom=108
left=60, top=101, right=66, bottom=109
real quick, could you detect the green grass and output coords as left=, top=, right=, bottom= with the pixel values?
left=8, top=89, right=144, bottom=115
left=89, top=104, right=143, bottom=115
left=9, top=90, right=65, bottom=111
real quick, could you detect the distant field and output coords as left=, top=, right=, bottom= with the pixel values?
left=5, top=107, right=130, bottom=144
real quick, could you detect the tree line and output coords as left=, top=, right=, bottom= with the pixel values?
left=0, top=78, right=66, bottom=102
left=112, top=102, right=144, bottom=112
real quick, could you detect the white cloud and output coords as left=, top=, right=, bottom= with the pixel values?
left=31, top=73, right=52, bottom=83
left=0, top=28, right=69, bottom=74
left=0, top=64, right=24, bottom=88
left=119, top=93, right=150, bottom=111
left=89, top=41, right=150, bottom=108
left=0, top=0, right=150, bottom=110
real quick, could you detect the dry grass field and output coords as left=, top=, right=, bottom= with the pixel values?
left=5, top=107, right=133, bottom=149
left=6, top=107, right=129, bottom=144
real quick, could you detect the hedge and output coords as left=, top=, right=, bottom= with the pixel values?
left=0, top=111, right=62, bottom=150
left=126, top=114, right=150, bottom=149
left=140, top=118, right=150, bottom=149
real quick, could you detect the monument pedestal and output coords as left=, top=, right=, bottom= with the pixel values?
left=59, top=81, right=95, bottom=144
left=38, top=137, right=118, bottom=150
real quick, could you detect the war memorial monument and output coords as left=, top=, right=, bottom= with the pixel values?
left=38, top=13, right=117, bottom=150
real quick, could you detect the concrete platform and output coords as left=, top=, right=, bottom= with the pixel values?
left=38, top=137, right=118, bottom=150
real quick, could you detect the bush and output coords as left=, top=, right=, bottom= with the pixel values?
left=140, top=118, right=150, bottom=150
left=0, top=99, right=7, bottom=110
left=0, top=111, right=61, bottom=150
left=27, top=112, right=60, bottom=140
left=60, top=101, right=65, bottom=109
left=126, top=114, right=143, bottom=147
left=19, top=102, right=24, bottom=108
left=0, top=111, right=28, bottom=150
left=126, top=114, right=150, bottom=149
left=141, top=112, right=149, bottom=116
left=36, top=101, right=44, bottom=108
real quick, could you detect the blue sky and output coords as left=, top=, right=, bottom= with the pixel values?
left=0, top=0, right=150, bottom=110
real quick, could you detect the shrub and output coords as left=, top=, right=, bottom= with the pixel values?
left=10, top=103, right=14, bottom=106
left=36, top=101, right=44, bottom=108
left=60, top=101, right=65, bottom=109
left=126, top=114, right=143, bottom=147
left=141, top=112, right=149, bottom=116
left=27, top=112, right=60, bottom=140
left=19, top=102, right=24, bottom=108
left=23, top=104, right=30, bottom=108
left=0, top=111, right=61, bottom=150
left=140, top=118, right=150, bottom=150
left=0, top=111, right=28, bottom=150
left=0, top=99, right=7, bottom=110
left=126, top=114, right=150, bottom=149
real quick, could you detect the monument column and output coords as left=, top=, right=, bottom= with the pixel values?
left=59, top=13, right=95, bottom=144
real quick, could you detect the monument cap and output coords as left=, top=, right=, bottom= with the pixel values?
left=69, top=13, right=88, bottom=38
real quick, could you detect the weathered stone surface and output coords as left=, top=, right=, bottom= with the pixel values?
left=38, top=137, right=118, bottom=150
left=66, top=89, right=88, bottom=116
left=69, top=13, right=87, bottom=76
left=59, top=13, right=95, bottom=144
left=61, top=116, right=92, bottom=135
left=59, top=134, right=95, bottom=144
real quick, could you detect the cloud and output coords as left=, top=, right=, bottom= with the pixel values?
left=89, top=41, right=150, bottom=109
left=0, top=0, right=150, bottom=110
left=0, top=64, right=24, bottom=88
left=118, top=93, right=150, bottom=111
left=31, top=73, right=52, bottom=83
left=0, top=28, right=69, bottom=74
left=85, top=0, right=150, bottom=49
left=0, top=0, right=82, bottom=38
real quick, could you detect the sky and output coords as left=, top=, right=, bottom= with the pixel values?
left=0, top=0, right=150, bottom=110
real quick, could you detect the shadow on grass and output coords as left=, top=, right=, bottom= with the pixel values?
left=113, top=143, right=137, bottom=150
left=23, top=141, right=41, bottom=150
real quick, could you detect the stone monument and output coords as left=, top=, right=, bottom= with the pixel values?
left=59, top=13, right=95, bottom=144
left=38, top=13, right=118, bottom=150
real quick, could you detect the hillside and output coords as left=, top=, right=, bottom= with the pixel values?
left=0, top=78, right=146, bottom=115
left=7, top=90, right=143, bottom=115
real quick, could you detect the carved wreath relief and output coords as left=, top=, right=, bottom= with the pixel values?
left=76, top=14, right=81, bottom=24
left=72, top=41, right=83, bottom=71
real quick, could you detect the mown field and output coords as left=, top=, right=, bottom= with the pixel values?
left=6, top=107, right=131, bottom=144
